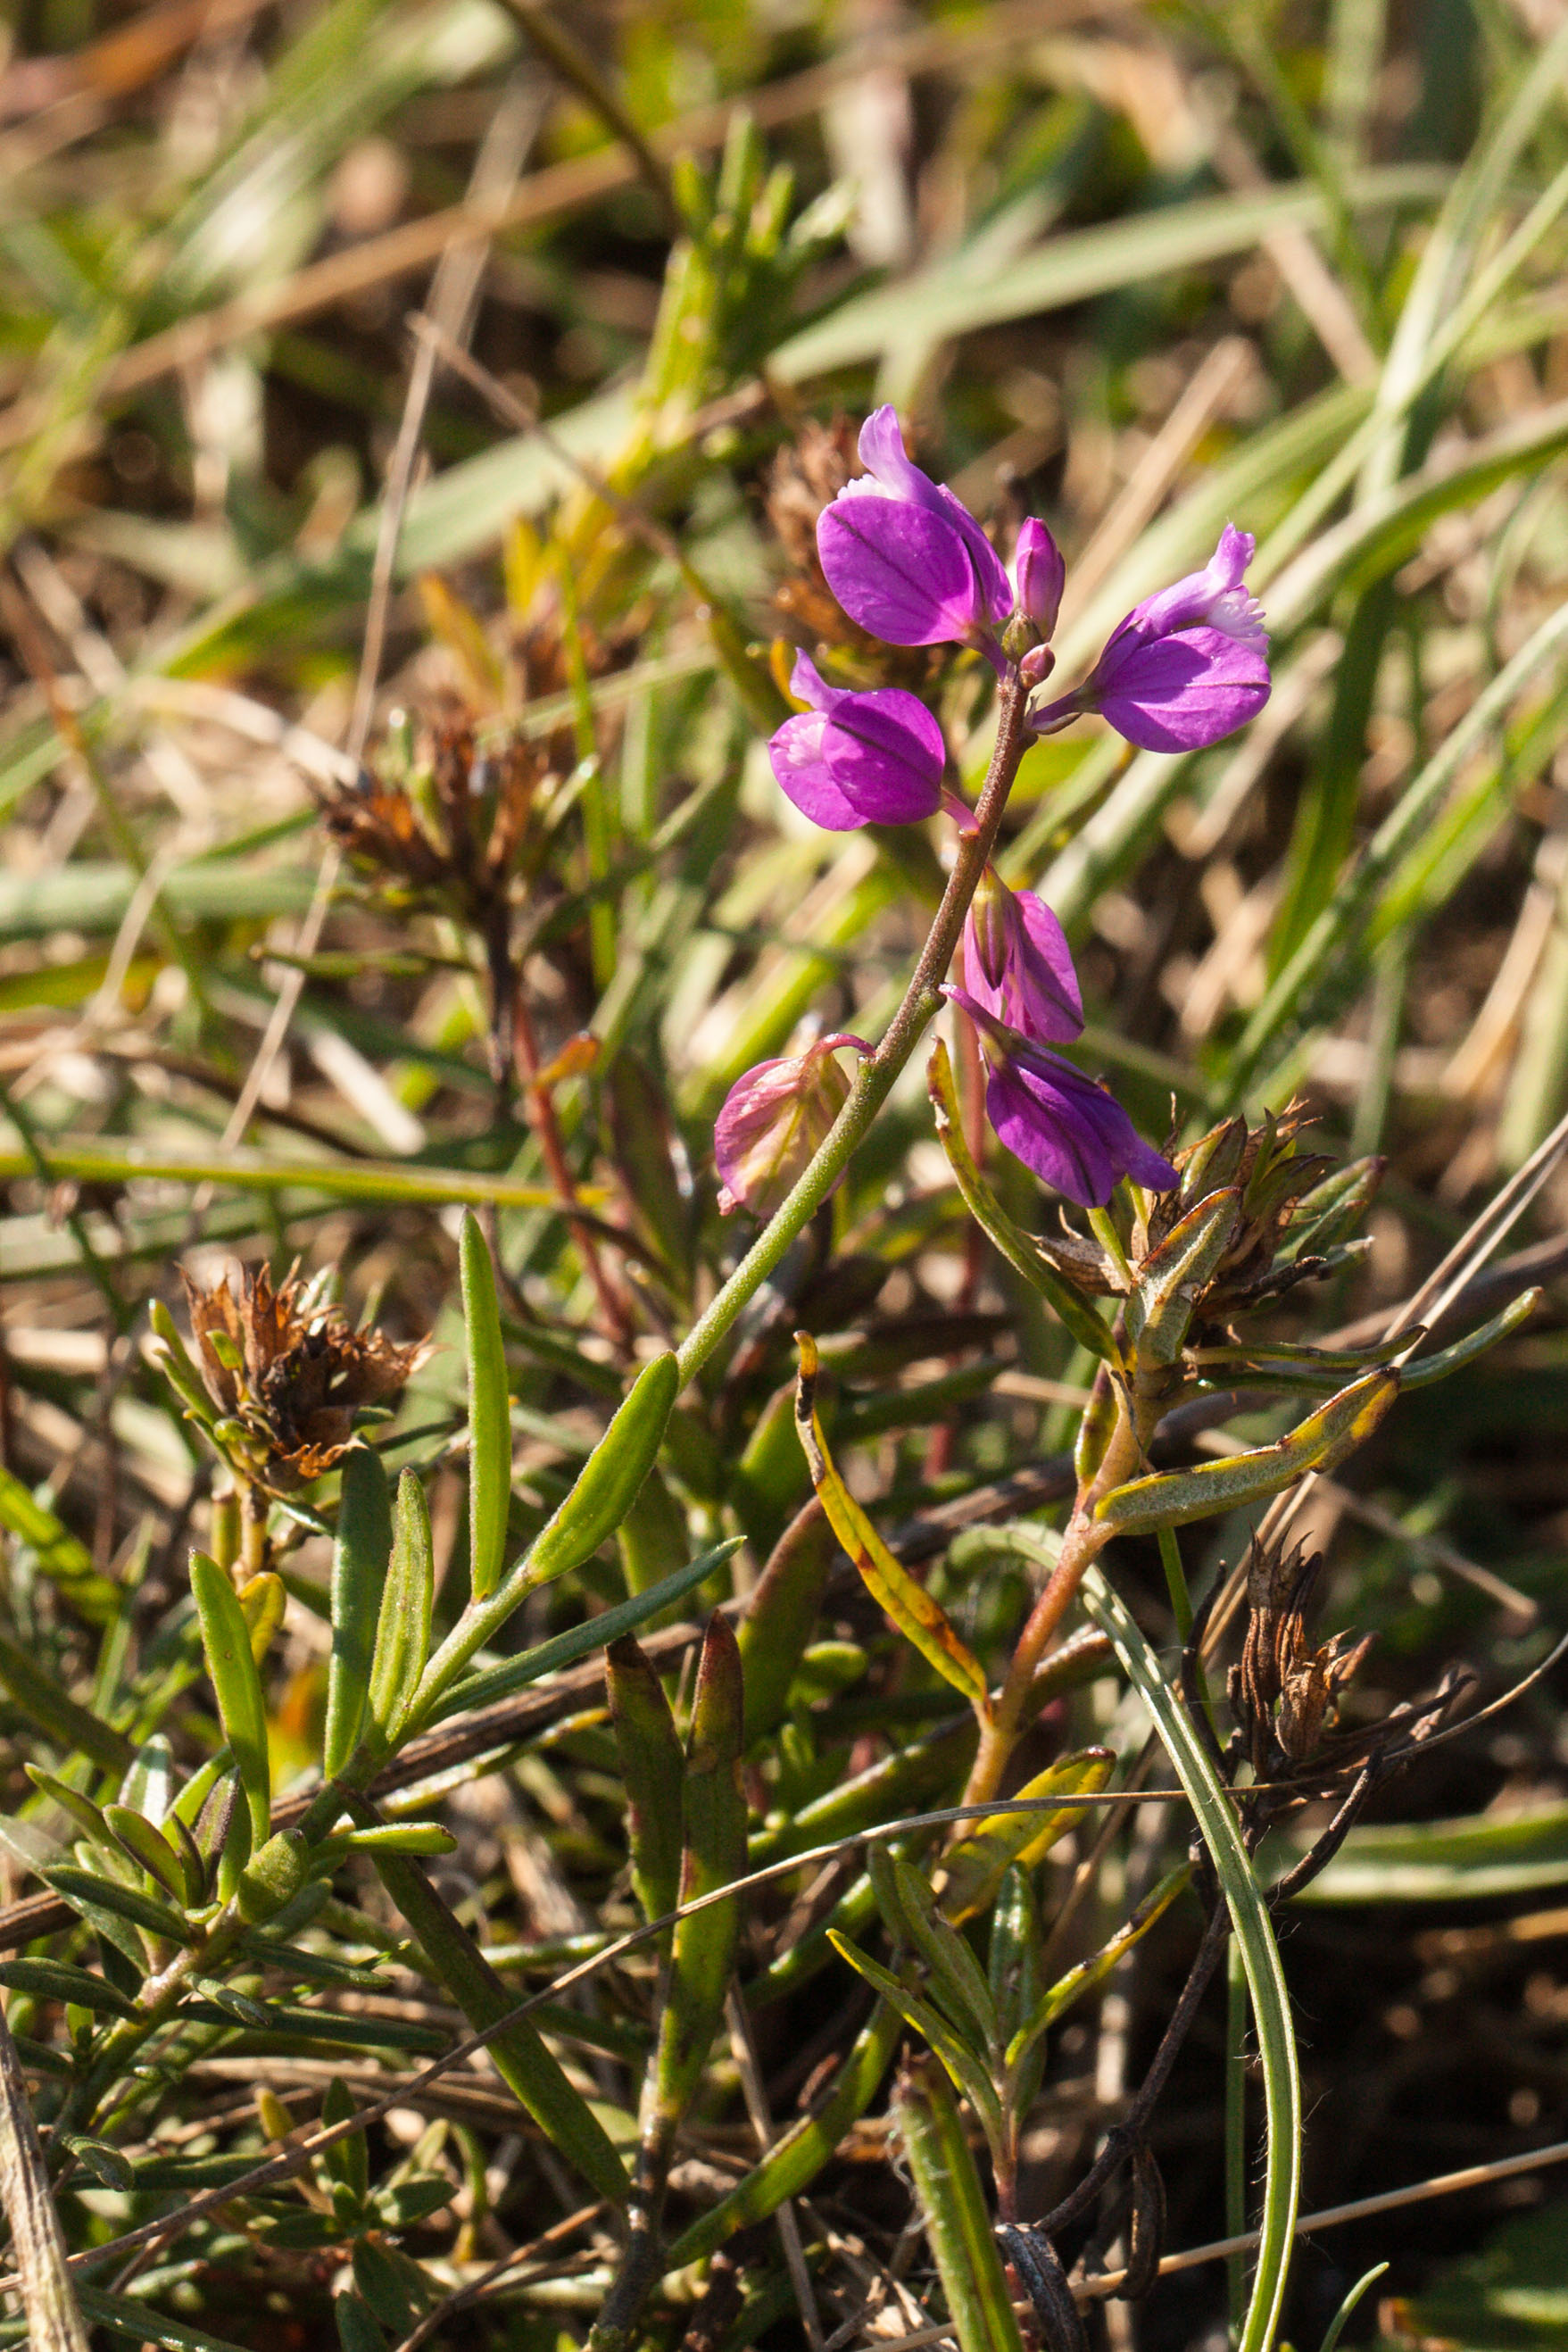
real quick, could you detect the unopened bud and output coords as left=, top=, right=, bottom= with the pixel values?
left=967, top=867, right=1012, bottom=992
left=715, top=1035, right=872, bottom=1218
left=1012, top=517, right=1065, bottom=639
left=1019, top=642, right=1057, bottom=689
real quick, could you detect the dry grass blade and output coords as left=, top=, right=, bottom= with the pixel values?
left=0, top=2005, right=89, bottom=2351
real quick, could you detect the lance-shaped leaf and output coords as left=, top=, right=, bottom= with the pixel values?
left=1096, top=1370, right=1399, bottom=1536
left=0, top=1958, right=135, bottom=2018
left=1399, top=1287, right=1540, bottom=1388
left=119, top=1736, right=174, bottom=1827
left=146, top=1299, right=220, bottom=1432
left=642, top=1615, right=748, bottom=2157
left=190, top=1551, right=271, bottom=1849
left=1082, top=1565, right=1299, bottom=2352
left=794, top=1334, right=991, bottom=1724
left=104, top=1805, right=189, bottom=1904
left=364, top=1469, right=435, bottom=1759
left=666, top=1999, right=901, bottom=2266
left=324, top=1446, right=391, bottom=1776
left=415, top=1351, right=681, bottom=1722
left=369, top=1844, right=628, bottom=2207
left=606, top=1633, right=684, bottom=1939
left=1286, top=1155, right=1385, bottom=1255
left=1005, top=1861, right=1192, bottom=2071
left=736, top=1505, right=834, bottom=1738
left=238, top=1570, right=286, bottom=1666
left=44, top=1861, right=191, bottom=1948
left=1124, top=1188, right=1240, bottom=1368
left=989, top=1865, right=1048, bottom=2116
left=928, top=1039, right=1118, bottom=1362
left=894, top=2060, right=1026, bottom=2352
left=936, top=1749, right=1116, bottom=1925
left=828, top=1931, right=1003, bottom=2148
left=459, top=1210, right=510, bottom=1604
left=436, top=1538, right=737, bottom=1720
left=25, top=1767, right=113, bottom=1850
left=868, top=1848, right=999, bottom=2057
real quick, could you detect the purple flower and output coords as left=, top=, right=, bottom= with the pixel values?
left=963, top=868, right=1083, bottom=1043
left=1012, top=517, right=1065, bottom=641
left=716, top=1033, right=873, bottom=1218
left=1031, top=525, right=1270, bottom=754
left=946, top=985, right=1177, bottom=1208
left=769, top=653, right=946, bottom=830
left=817, top=406, right=1013, bottom=655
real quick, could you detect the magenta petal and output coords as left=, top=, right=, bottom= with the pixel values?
left=768, top=711, right=865, bottom=829
left=965, top=885, right=1083, bottom=1043
left=819, top=496, right=991, bottom=646
left=822, top=686, right=945, bottom=823
left=985, top=1055, right=1177, bottom=1206
left=1094, top=627, right=1271, bottom=753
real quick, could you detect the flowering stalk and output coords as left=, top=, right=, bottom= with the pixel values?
left=676, top=669, right=1033, bottom=1384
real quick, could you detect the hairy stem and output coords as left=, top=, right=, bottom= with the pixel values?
left=676, top=669, right=1033, bottom=1386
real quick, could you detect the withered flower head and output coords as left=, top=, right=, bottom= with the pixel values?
left=1232, top=1537, right=1374, bottom=1779
left=319, top=715, right=545, bottom=922
left=1149, top=1102, right=1380, bottom=1328
left=183, top=1264, right=428, bottom=1491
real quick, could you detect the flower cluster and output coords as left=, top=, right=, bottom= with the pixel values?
left=718, top=408, right=1272, bottom=1212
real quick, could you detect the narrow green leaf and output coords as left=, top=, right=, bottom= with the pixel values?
left=795, top=1334, right=991, bottom=1720
left=937, top=1749, right=1116, bottom=1925
left=828, top=1932, right=1003, bottom=2146
left=436, top=1536, right=736, bottom=1721
left=0, top=1959, right=135, bottom=2017
left=869, top=1848, right=999, bottom=2056
left=665, top=1999, right=900, bottom=2267
left=364, top=1467, right=435, bottom=1757
left=415, top=1350, right=681, bottom=1723
left=104, top=1805, right=190, bottom=1903
left=1095, top=1371, right=1399, bottom=1534
left=1126, top=1189, right=1241, bottom=1368
left=459, top=1210, right=510, bottom=1603
left=336, top=1821, right=456, bottom=1857
left=892, top=2060, right=1025, bottom=2352
left=44, top=1862, right=190, bottom=1947
left=324, top=1447, right=391, bottom=1777
left=369, top=1846, right=628, bottom=2207
left=1005, top=1862, right=1192, bottom=2069
left=1082, top=1566, right=1299, bottom=2352
left=118, top=1735, right=175, bottom=1827
left=1399, top=1287, right=1539, bottom=1387
left=606, top=1634, right=684, bottom=1934
left=190, top=1551, right=271, bottom=1849
left=24, top=1767, right=113, bottom=1849
left=647, top=1615, right=748, bottom=2135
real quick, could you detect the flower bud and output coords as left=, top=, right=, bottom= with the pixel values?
left=715, top=1035, right=872, bottom=1218
left=1012, top=518, right=1066, bottom=639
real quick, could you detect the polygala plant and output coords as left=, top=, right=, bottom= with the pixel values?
left=4, top=37, right=1568, bottom=2346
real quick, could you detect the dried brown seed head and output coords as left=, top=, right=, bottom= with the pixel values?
left=182, top=1264, right=428, bottom=1491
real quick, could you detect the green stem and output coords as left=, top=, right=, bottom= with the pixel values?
left=1226, top=1936, right=1249, bottom=2344
left=676, top=671, right=1033, bottom=1388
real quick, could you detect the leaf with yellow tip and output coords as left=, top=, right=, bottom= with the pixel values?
left=793, top=1334, right=991, bottom=1725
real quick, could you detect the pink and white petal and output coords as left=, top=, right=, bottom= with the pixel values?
left=768, top=711, right=866, bottom=828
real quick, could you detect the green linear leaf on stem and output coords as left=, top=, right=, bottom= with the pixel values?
left=1080, top=1567, right=1299, bottom=2352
